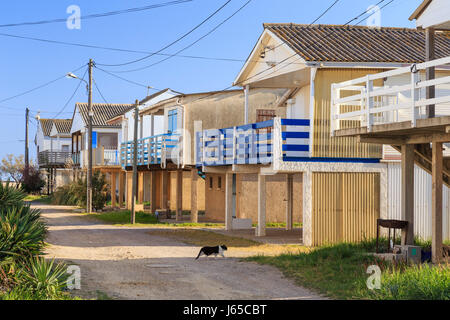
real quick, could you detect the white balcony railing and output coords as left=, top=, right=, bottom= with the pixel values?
left=331, top=56, right=450, bottom=135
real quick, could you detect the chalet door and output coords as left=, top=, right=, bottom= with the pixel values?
left=256, top=109, right=276, bottom=133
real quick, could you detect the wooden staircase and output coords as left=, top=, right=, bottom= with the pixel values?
left=392, top=144, right=450, bottom=188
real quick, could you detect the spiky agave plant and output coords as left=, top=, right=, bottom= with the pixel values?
left=0, top=182, right=26, bottom=212
left=0, top=204, right=47, bottom=262
left=18, top=257, right=69, bottom=299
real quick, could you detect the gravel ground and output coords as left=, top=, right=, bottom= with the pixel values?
left=38, top=204, right=325, bottom=300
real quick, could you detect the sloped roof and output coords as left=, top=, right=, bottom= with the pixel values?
left=139, top=88, right=183, bottom=105
left=76, top=103, right=134, bottom=128
left=39, top=119, right=54, bottom=137
left=53, top=119, right=72, bottom=134
left=264, top=23, right=450, bottom=63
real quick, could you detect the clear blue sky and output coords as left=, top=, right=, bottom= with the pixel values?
left=0, top=0, right=421, bottom=162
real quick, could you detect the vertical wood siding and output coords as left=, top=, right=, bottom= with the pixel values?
left=313, top=68, right=384, bottom=158
left=312, top=172, right=380, bottom=246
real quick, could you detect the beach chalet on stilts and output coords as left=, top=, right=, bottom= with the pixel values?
left=330, top=0, right=450, bottom=262
left=120, top=88, right=286, bottom=222
left=35, top=118, right=73, bottom=193
left=70, top=102, right=133, bottom=206
left=197, top=22, right=450, bottom=247
left=106, top=88, right=181, bottom=211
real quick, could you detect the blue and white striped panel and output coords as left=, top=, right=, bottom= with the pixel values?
left=282, top=119, right=310, bottom=158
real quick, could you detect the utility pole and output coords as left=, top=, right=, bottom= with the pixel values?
left=87, top=59, right=93, bottom=213
left=131, top=99, right=139, bottom=224
left=25, top=107, right=29, bottom=178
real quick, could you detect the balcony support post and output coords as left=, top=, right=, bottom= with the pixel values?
left=225, top=172, right=233, bottom=231
left=119, top=171, right=125, bottom=208
left=161, top=170, right=169, bottom=210
left=286, top=174, right=294, bottom=231
left=256, top=173, right=266, bottom=237
left=432, top=141, right=443, bottom=263
left=191, top=168, right=198, bottom=223
left=401, top=144, right=414, bottom=245
left=111, top=172, right=116, bottom=208
left=176, top=169, right=183, bottom=222
left=150, top=171, right=157, bottom=214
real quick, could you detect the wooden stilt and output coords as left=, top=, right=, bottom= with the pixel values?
left=191, top=169, right=198, bottom=223
left=138, top=171, right=144, bottom=204
left=256, top=174, right=266, bottom=237
left=286, top=174, right=293, bottom=231
left=401, top=144, right=414, bottom=245
left=111, top=172, right=116, bottom=207
left=150, top=171, right=157, bottom=214
left=225, top=173, right=233, bottom=231
left=118, top=171, right=124, bottom=208
left=161, top=171, right=168, bottom=210
left=176, top=170, right=183, bottom=221
left=432, top=141, right=443, bottom=263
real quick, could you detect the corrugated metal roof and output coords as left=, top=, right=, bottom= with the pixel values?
left=76, top=103, right=133, bottom=128
left=264, top=23, right=450, bottom=63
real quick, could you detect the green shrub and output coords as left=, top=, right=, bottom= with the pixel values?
left=1, top=257, right=70, bottom=300
left=0, top=182, right=26, bottom=212
left=0, top=204, right=47, bottom=262
left=52, top=171, right=108, bottom=210
left=370, top=263, right=450, bottom=300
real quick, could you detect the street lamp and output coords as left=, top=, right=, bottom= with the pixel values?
left=66, top=59, right=94, bottom=213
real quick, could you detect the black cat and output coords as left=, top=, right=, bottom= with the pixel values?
left=195, top=245, right=228, bottom=259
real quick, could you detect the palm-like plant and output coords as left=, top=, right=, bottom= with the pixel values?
left=19, top=257, right=68, bottom=299
left=0, top=204, right=47, bottom=262
left=0, top=182, right=26, bottom=212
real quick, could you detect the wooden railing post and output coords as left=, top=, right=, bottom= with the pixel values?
left=411, top=65, right=419, bottom=127
left=366, top=75, right=374, bottom=132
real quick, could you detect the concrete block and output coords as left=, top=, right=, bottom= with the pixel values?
left=232, top=218, right=252, bottom=230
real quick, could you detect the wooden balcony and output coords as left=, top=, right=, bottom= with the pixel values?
left=196, top=118, right=310, bottom=167
left=331, top=56, right=450, bottom=138
left=120, top=133, right=181, bottom=168
left=38, top=150, right=72, bottom=168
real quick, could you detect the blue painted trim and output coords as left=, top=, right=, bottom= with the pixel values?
left=282, top=132, right=309, bottom=139
left=283, top=145, right=309, bottom=152
left=281, top=119, right=310, bottom=126
left=282, top=157, right=381, bottom=163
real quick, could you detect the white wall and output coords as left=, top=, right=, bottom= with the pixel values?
left=287, top=85, right=310, bottom=119
left=386, top=162, right=450, bottom=241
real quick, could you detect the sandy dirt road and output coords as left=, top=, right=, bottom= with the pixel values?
left=38, top=204, right=324, bottom=300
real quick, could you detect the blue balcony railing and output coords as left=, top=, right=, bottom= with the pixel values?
left=120, top=133, right=180, bottom=168
left=196, top=118, right=310, bottom=166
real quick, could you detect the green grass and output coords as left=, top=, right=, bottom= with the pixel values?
left=370, top=263, right=450, bottom=300
left=246, top=241, right=450, bottom=300
left=247, top=242, right=387, bottom=299
left=82, top=210, right=223, bottom=228
left=252, top=222, right=303, bottom=228
left=23, top=194, right=52, bottom=204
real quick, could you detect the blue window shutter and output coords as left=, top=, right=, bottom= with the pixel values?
left=92, top=131, right=97, bottom=148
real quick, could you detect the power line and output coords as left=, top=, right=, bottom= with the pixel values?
left=0, top=30, right=303, bottom=65
left=93, top=78, right=110, bottom=105
left=186, top=0, right=393, bottom=105
left=52, top=67, right=88, bottom=119
left=95, top=65, right=162, bottom=90
left=108, top=0, right=254, bottom=73
left=310, top=0, right=341, bottom=25
left=0, top=0, right=192, bottom=28
left=96, top=0, right=232, bottom=67
left=0, top=64, right=86, bottom=105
